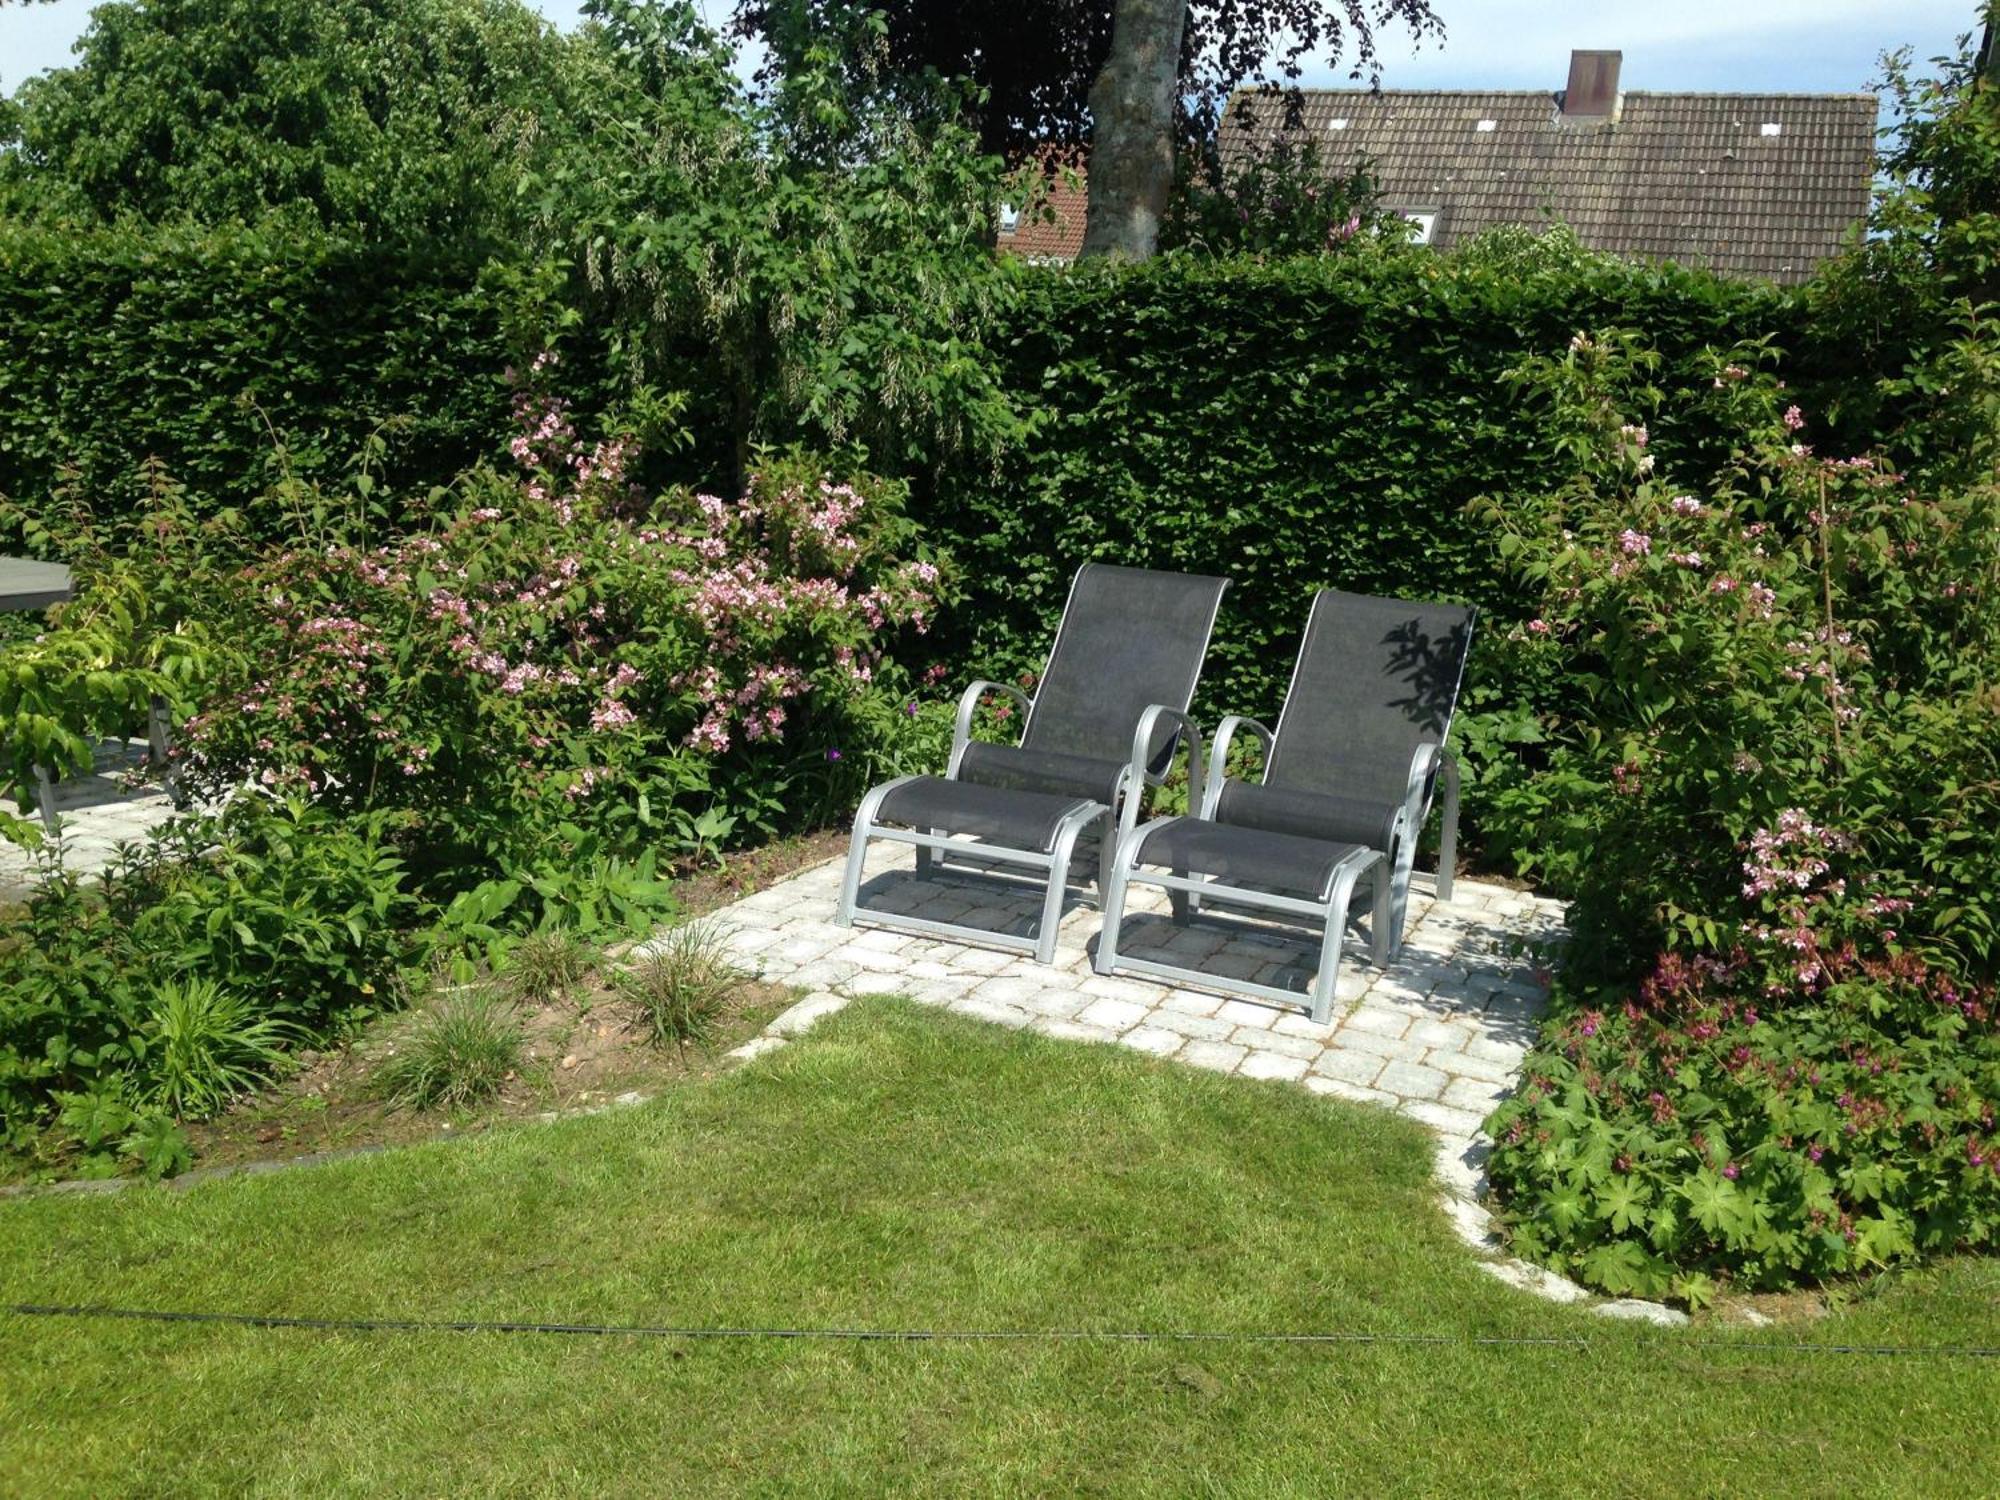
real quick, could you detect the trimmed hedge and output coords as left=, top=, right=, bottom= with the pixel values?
left=923, top=251, right=1826, bottom=724
left=0, top=225, right=516, bottom=525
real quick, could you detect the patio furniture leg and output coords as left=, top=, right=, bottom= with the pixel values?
left=1035, top=805, right=1100, bottom=966
left=836, top=775, right=916, bottom=929
left=33, top=764, right=58, bottom=838
left=1093, top=816, right=1147, bottom=976
left=1436, top=749, right=1460, bottom=904
left=1369, top=855, right=1393, bottom=967
left=1309, top=853, right=1370, bottom=1025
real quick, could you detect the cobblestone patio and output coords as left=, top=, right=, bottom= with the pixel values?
left=698, top=844, right=1565, bottom=1139
left=0, top=787, right=178, bottom=903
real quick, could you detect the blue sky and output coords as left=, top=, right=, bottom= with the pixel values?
left=0, top=0, right=1980, bottom=99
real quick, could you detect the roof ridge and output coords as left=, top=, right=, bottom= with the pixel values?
left=1231, top=87, right=1878, bottom=102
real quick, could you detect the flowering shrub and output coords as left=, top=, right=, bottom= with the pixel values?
left=175, top=359, right=951, bottom=891
left=1162, top=132, right=1388, bottom=256
left=1476, top=330, right=2000, bottom=977
left=1488, top=834, right=2000, bottom=1299
left=1478, top=329, right=2000, bottom=1297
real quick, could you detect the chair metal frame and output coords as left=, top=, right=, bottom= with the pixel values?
left=835, top=566, right=1225, bottom=966
left=1093, top=590, right=1472, bottom=1023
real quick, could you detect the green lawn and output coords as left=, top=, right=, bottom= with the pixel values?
left=3, top=999, right=1994, bottom=1495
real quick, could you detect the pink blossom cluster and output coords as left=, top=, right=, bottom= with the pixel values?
left=1741, top=809, right=1853, bottom=900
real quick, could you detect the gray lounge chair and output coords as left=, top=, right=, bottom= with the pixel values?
left=836, top=563, right=1230, bottom=964
left=1094, top=588, right=1476, bottom=1023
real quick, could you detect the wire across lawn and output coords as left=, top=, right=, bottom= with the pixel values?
left=2, top=999, right=1994, bottom=1495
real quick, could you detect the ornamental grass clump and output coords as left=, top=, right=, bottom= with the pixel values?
left=617, top=923, right=739, bottom=1049
left=376, top=988, right=524, bottom=1112
left=1476, top=327, right=2000, bottom=1300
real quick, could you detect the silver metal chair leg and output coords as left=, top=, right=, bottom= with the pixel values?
left=1436, top=751, right=1461, bottom=904
left=1310, top=855, right=1366, bottom=1025
left=1035, top=806, right=1099, bottom=966
left=1369, top=856, right=1393, bottom=967
left=837, top=776, right=914, bottom=928
left=33, top=765, right=59, bottom=838
left=1093, top=814, right=1150, bottom=976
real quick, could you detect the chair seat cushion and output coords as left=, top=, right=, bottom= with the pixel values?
left=1129, top=815, right=1371, bottom=900
left=1214, top=780, right=1400, bottom=855
left=956, top=742, right=1129, bottom=803
left=875, top=776, right=1105, bottom=854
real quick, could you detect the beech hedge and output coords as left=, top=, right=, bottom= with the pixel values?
left=914, top=251, right=1866, bottom=726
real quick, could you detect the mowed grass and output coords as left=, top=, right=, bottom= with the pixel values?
left=2, top=999, right=1995, bottom=1496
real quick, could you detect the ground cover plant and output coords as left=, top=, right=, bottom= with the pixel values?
left=1, top=1004, right=1994, bottom=1496
left=1476, top=324, right=2000, bottom=1299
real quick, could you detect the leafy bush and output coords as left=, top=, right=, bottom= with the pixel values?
left=1479, top=326, right=2000, bottom=1297
left=1162, top=130, right=1387, bottom=257
left=0, top=0, right=568, bottom=244
left=619, top=923, right=739, bottom=1047
left=0, top=796, right=410, bottom=1149
left=375, top=989, right=524, bottom=1111
left=0, top=224, right=529, bottom=531
left=1475, top=330, right=2000, bottom=975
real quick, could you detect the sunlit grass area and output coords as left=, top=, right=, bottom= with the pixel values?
left=3, top=1000, right=1994, bottom=1496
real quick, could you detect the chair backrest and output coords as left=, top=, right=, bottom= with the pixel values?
left=1023, top=564, right=1230, bottom=770
left=1262, top=589, right=1476, bottom=808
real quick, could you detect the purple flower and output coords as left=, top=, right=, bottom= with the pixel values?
left=1722, top=1162, right=1739, bottom=1180
left=825, top=746, right=843, bottom=762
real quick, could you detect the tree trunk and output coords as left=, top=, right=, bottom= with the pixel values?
left=1079, top=0, right=1188, bottom=262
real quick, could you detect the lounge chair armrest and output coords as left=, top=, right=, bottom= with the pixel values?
left=1201, top=715, right=1275, bottom=819
left=1124, top=704, right=1204, bottom=840
left=949, top=680, right=1034, bottom=776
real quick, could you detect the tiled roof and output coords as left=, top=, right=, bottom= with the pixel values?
left=998, top=170, right=1089, bottom=263
left=1222, top=88, right=1878, bottom=282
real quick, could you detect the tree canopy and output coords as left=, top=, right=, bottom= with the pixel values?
left=0, top=0, right=569, bottom=243
left=732, top=0, right=1443, bottom=160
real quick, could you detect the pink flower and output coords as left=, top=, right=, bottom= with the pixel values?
left=1526, top=618, right=1551, bottom=636
left=1670, top=496, right=1704, bottom=516
left=1618, top=529, right=1652, bottom=556
left=1783, top=405, right=1806, bottom=431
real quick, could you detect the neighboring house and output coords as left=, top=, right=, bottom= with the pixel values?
left=997, top=164, right=1089, bottom=265
left=1221, top=50, right=1878, bottom=283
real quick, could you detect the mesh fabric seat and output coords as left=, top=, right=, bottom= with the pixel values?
left=876, top=777, right=1099, bottom=854
left=1096, top=587, right=1477, bottom=1023
left=1126, top=816, right=1366, bottom=900
left=953, top=743, right=1126, bottom=804
left=838, top=564, right=1229, bottom=965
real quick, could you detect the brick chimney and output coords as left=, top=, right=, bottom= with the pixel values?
left=1560, top=49, right=1622, bottom=120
